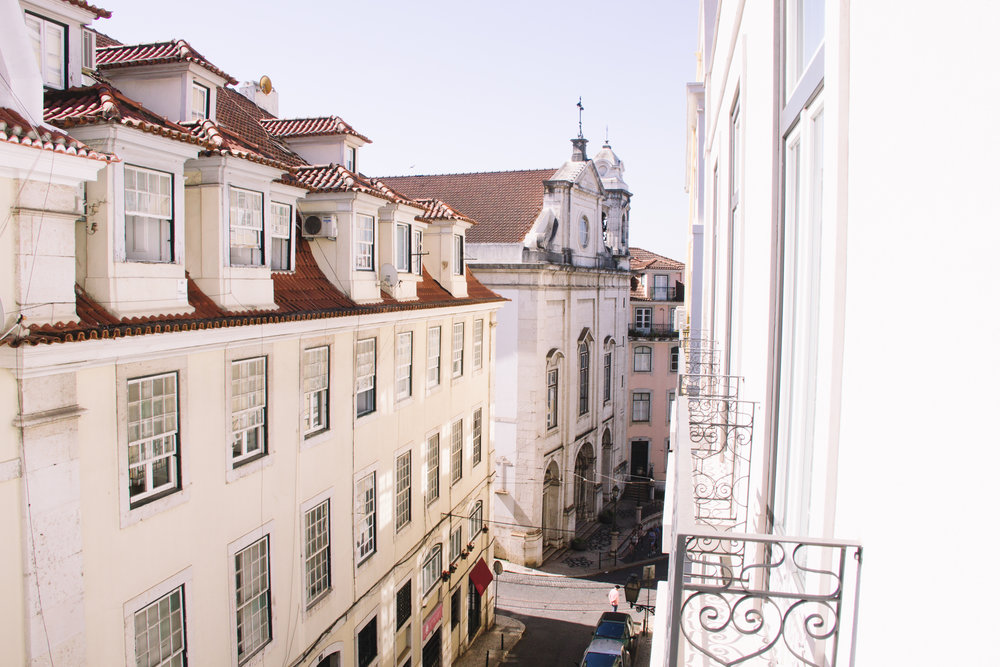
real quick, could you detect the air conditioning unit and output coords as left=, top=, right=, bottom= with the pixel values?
left=301, top=214, right=337, bottom=239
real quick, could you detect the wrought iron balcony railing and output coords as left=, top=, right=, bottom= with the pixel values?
left=659, top=340, right=863, bottom=666
left=650, top=285, right=685, bottom=301
left=629, top=324, right=680, bottom=339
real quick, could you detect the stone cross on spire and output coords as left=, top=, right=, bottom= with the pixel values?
left=577, top=96, right=585, bottom=139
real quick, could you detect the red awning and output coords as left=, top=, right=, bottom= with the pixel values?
left=469, top=557, right=494, bottom=595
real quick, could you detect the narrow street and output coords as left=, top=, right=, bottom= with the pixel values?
left=494, top=559, right=664, bottom=666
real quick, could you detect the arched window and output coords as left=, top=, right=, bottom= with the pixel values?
left=421, top=544, right=443, bottom=595
left=579, top=215, right=590, bottom=248
left=634, top=345, right=652, bottom=372
left=579, top=342, right=590, bottom=415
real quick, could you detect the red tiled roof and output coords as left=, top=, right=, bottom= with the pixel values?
left=292, top=164, right=414, bottom=203
left=629, top=247, right=684, bottom=271
left=260, top=116, right=371, bottom=144
left=60, top=0, right=111, bottom=18
left=413, top=198, right=476, bottom=225
left=97, top=40, right=237, bottom=85
left=380, top=169, right=557, bottom=244
left=15, top=237, right=505, bottom=346
left=0, top=107, right=115, bottom=163
left=45, top=84, right=212, bottom=148
left=183, top=118, right=303, bottom=169
left=93, top=31, right=121, bottom=48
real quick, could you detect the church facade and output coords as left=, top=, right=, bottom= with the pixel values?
left=383, top=136, right=633, bottom=566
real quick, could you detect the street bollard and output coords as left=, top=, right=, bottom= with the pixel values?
left=486, top=649, right=489, bottom=666
left=501, top=634, right=505, bottom=651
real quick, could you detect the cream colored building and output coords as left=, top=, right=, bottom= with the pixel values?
left=654, top=1, right=1000, bottom=665
left=383, top=138, right=633, bottom=567
left=0, top=1, right=503, bottom=666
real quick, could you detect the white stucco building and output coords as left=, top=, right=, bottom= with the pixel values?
left=654, top=1, right=1000, bottom=665
left=0, top=1, right=505, bottom=666
left=383, top=137, right=633, bottom=566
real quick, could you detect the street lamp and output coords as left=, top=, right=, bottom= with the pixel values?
left=624, top=572, right=656, bottom=634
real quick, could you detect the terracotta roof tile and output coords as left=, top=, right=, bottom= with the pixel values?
left=379, top=169, right=557, bottom=244
left=629, top=246, right=684, bottom=271
left=13, top=237, right=505, bottom=346
left=93, top=31, right=121, bottom=49
left=260, top=116, right=371, bottom=143
left=0, top=107, right=115, bottom=163
left=292, top=165, right=413, bottom=203
left=60, top=0, right=111, bottom=18
left=97, top=40, right=237, bottom=85
left=45, top=84, right=212, bottom=148
left=413, top=198, right=476, bottom=225
left=183, top=117, right=303, bottom=169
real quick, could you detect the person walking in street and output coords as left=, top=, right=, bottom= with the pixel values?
left=609, top=585, right=621, bottom=612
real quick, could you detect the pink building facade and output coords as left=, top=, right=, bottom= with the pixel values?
left=627, top=248, right=684, bottom=491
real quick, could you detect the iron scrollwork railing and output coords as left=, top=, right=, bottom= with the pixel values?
left=670, top=532, right=862, bottom=666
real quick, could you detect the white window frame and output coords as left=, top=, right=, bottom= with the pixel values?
left=131, top=585, right=186, bottom=667
left=472, top=407, right=483, bottom=466
left=191, top=81, right=210, bottom=121
left=546, top=368, right=558, bottom=430
left=233, top=535, right=272, bottom=663
left=303, top=498, right=331, bottom=608
left=426, top=433, right=440, bottom=505
left=355, top=471, right=377, bottom=563
left=670, top=346, right=680, bottom=373
left=356, top=337, right=376, bottom=417
left=24, top=12, right=65, bottom=89
left=631, top=391, right=651, bottom=423
left=303, top=346, right=329, bottom=436
left=427, top=326, right=441, bottom=387
left=422, top=544, right=443, bottom=597
left=124, top=164, right=174, bottom=263
left=81, top=27, right=96, bottom=72
left=270, top=201, right=293, bottom=271
left=603, top=350, right=612, bottom=403
left=452, top=321, right=465, bottom=378
left=578, top=342, right=590, bottom=416
left=396, top=332, right=413, bottom=400
left=449, top=526, right=464, bottom=564
left=396, top=223, right=411, bottom=272
left=453, top=234, right=464, bottom=275
left=473, top=319, right=484, bottom=370
left=231, top=356, right=267, bottom=466
left=413, top=229, right=423, bottom=275
left=635, top=307, right=652, bottom=331
left=124, top=567, right=193, bottom=667
left=396, top=449, right=412, bottom=532
left=634, top=345, right=652, bottom=372
left=451, top=418, right=463, bottom=484
left=126, top=371, right=180, bottom=506
left=653, top=274, right=669, bottom=300
left=356, top=214, right=375, bottom=270
left=667, top=391, right=676, bottom=425
left=469, top=500, right=483, bottom=538
left=230, top=187, right=264, bottom=266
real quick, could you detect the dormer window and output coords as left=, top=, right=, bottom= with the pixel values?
left=356, top=214, right=375, bottom=270
left=230, top=187, right=264, bottom=266
left=413, top=230, right=423, bottom=275
left=24, top=13, right=66, bottom=89
left=125, top=166, right=174, bottom=263
left=82, top=28, right=96, bottom=72
left=347, top=147, right=357, bottom=172
left=191, top=82, right=210, bottom=121
left=653, top=275, right=669, bottom=300
left=453, top=234, right=464, bottom=275
left=395, top=223, right=411, bottom=272
left=269, top=203, right=292, bottom=271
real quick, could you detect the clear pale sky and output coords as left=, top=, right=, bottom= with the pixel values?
left=94, top=0, right=699, bottom=261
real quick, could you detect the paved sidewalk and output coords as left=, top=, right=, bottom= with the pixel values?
left=454, top=614, right=525, bottom=667
left=538, top=497, right=665, bottom=578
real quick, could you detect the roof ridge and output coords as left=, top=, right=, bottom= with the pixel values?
left=378, top=167, right=559, bottom=178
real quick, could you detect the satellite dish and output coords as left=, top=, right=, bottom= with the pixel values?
left=258, top=75, right=273, bottom=95
left=303, top=215, right=323, bottom=235
left=380, top=263, right=399, bottom=287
